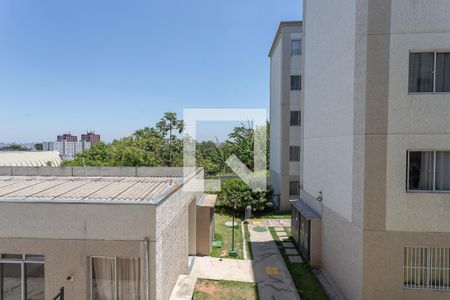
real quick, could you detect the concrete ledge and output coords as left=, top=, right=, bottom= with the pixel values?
left=169, top=275, right=197, bottom=300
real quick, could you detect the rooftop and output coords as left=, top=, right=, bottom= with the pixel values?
left=0, top=176, right=181, bottom=204
left=0, top=151, right=62, bottom=167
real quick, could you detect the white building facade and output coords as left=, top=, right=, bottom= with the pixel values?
left=269, top=21, right=303, bottom=211
left=43, top=141, right=91, bottom=160
left=300, top=0, right=450, bottom=299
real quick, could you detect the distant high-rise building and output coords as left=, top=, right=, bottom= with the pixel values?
left=56, top=133, right=77, bottom=142
left=43, top=141, right=91, bottom=160
left=81, top=131, right=101, bottom=144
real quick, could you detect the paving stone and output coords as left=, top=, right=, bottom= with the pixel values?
left=276, top=232, right=288, bottom=238
left=285, top=249, right=299, bottom=255
left=280, top=237, right=291, bottom=242
left=274, top=227, right=285, bottom=232
left=288, top=256, right=303, bottom=263
left=282, top=242, right=295, bottom=248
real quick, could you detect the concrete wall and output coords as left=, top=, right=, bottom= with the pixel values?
left=0, top=238, right=143, bottom=300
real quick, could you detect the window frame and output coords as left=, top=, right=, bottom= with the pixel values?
left=406, top=150, right=450, bottom=193
left=408, top=50, right=450, bottom=94
left=290, top=110, right=301, bottom=126
left=289, top=146, right=300, bottom=162
left=290, top=75, right=301, bottom=91
left=404, top=246, right=450, bottom=291
left=90, top=256, right=140, bottom=300
left=0, top=254, right=45, bottom=300
left=289, top=181, right=300, bottom=196
left=291, top=39, right=302, bottom=56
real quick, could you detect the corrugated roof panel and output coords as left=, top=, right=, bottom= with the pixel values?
left=2, top=179, right=63, bottom=198
left=31, top=178, right=93, bottom=198
left=0, top=179, right=46, bottom=197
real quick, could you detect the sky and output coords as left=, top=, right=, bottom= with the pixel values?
left=0, top=0, right=301, bottom=143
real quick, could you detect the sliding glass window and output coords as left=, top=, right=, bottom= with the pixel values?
left=0, top=254, right=45, bottom=300
left=409, top=51, right=450, bottom=93
left=408, top=150, right=450, bottom=192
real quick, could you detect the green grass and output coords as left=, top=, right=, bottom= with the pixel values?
left=194, top=279, right=258, bottom=300
left=269, top=227, right=329, bottom=300
left=253, top=211, right=291, bottom=219
left=211, top=213, right=244, bottom=259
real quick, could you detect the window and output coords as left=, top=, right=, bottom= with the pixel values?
left=409, top=51, right=450, bottom=93
left=0, top=254, right=45, bottom=300
left=404, top=247, right=450, bottom=290
left=291, top=39, right=302, bottom=56
left=290, top=146, right=300, bottom=161
left=289, top=181, right=299, bottom=196
left=291, top=76, right=301, bottom=90
left=290, top=111, right=301, bottom=126
left=408, top=151, right=450, bottom=192
left=91, top=257, right=140, bottom=300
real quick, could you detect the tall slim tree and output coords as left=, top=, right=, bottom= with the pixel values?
left=156, top=112, right=184, bottom=166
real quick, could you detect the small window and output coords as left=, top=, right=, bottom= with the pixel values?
left=290, top=146, right=300, bottom=161
left=404, top=247, right=450, bottom=290
left=289, top=181, right=299, bottom=196
left=291, top=39, right=302, bottom=56
left=290, top=111, right=301, bottom=126
left=291, top=75, right=301, bottom=90
left=409, top=51, right=450, bottom=93
left=408, top=150, right=450, bottom=192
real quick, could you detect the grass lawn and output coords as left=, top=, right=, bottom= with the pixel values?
left=269, top=227, right=329, bottom=300
left=211, top=213, right=244, bottom=259
left=253, top=211, right=291, bottom=219
left=194, top=279, right=258, bottom=300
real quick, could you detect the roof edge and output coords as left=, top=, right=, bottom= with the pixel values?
left=268, top=20, right=303, bottom=58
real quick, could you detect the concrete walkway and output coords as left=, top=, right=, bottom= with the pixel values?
left=248, top=222, right=300, bottom=300
left=190, top=256, right=255, bottom=282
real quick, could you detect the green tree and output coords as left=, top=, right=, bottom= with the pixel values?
left=156, top=112, right=184, bottom=167
left=34, top=143, right=43, bottom=151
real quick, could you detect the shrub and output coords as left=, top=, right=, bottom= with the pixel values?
left=216, top=179, right=273, bottom=214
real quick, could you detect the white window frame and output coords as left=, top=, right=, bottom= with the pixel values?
left=409, top=50, right=450, bottom=94
left=404, top=246, right=450, bottom=291
left=0, top=254, right=45, bottom=300
left=406, top=150, right=450, bottom=193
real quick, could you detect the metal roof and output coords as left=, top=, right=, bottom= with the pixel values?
left=0, top=151, right=62, bottom=167
left=0, top=176, right=180, bottom=204
left=291, top=199, right=321, bottom=220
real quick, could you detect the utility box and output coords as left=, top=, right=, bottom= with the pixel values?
left=196, top=194, right=217, bottom=256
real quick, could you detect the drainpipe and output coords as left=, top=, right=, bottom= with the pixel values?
left=143, top=238, right=150, bottom=300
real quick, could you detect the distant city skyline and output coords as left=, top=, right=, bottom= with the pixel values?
left=0, top=0, right=302, bottom=143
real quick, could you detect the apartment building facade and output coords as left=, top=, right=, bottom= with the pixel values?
left=81, top=131, right=101, bottom=144
left=298, top=0, right=450, bottom=299
left=269, top=21, right=303, bottom=211
left=43, top=141, right=91, bottom=160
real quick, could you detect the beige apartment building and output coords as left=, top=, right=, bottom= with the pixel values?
left=0, top=166, right=212, bottom=300
left=269, top=21, right=303, bottom=211
left=293, top=0, right=450, bottom=299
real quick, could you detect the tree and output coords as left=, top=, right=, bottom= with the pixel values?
left=34, top=143, right=43, bottom=151
left=156, top=112, right=184, bottom=167
left=216, top=179, right=273, bottom=213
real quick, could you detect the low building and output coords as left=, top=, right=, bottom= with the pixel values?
left=0, top=151, right=62, bottom=167
left=0, top=166, right=210, bottom=300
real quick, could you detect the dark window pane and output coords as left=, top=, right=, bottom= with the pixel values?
left=290, top=111, right=301, bottom=126
left=290, top=76, right=301, bottom=90
left=436, top=53, right=450, bottom=92
left=409, top=52, right=434, bottom=93
left=436, top=152, right=450, bottom=191
left=0, top=263, right=22, bottom=300
left=25, top=255, right=44, bottom=262
left=25, top=263, right=45, bottom=300
left=290, top=146, right=300, bottom=161
left=289, top=181, right=299, bottom=196
left=408, top=151, right=434, bottom=190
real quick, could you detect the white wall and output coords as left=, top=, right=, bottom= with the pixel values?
left=303, top=0, right=356, bottom=221
left=386, top=0, right=450, bottom=232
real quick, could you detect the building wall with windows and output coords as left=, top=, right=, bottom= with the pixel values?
left=269, top=21, right=303, bottom=211
left=302, top=0, right=450, bottom=299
